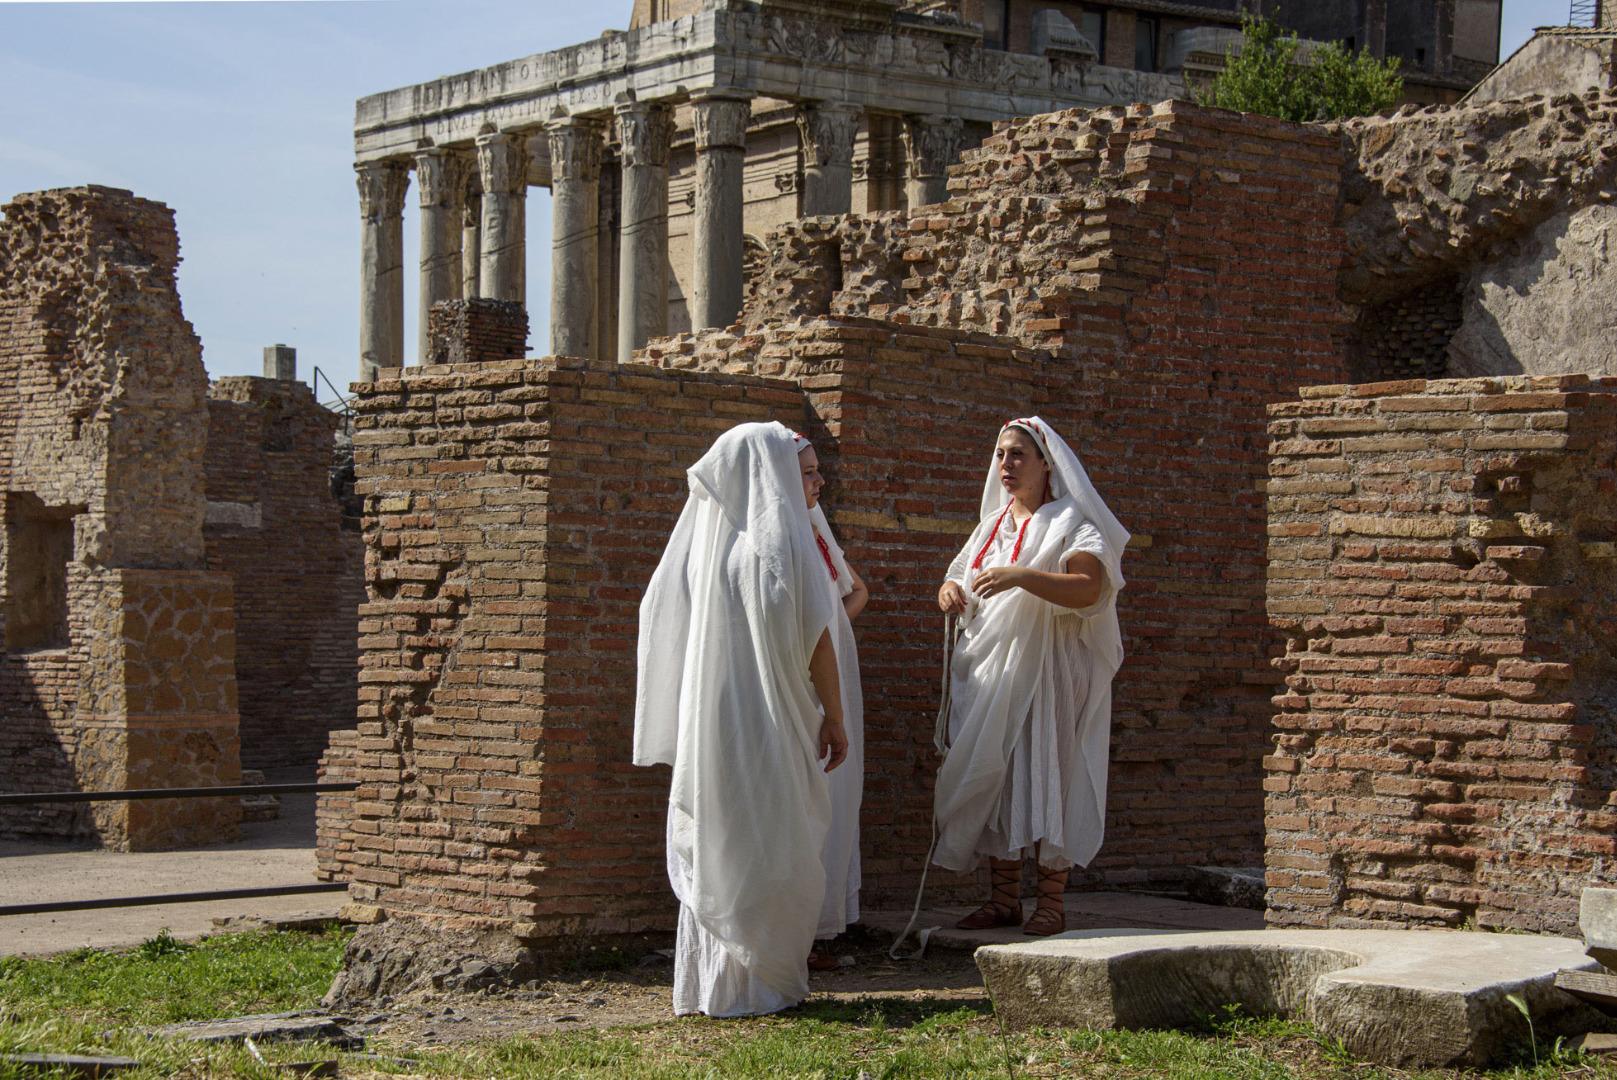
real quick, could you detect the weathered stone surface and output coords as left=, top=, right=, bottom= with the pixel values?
left=1185, top=866, right=1266, bottom=911
left=323, top=922, right=537, bottom=1007
left=977, top=929, right=1603, bottom=1067
left=1448, top=203, right=1617, bottom=378
left=1582, top=888, right=1617, bottom=970
left=154, top=1011, right=362, bottom=1049
left=1332, top=92, right=1617, bottom=307
left=0, top=1054, right=140, bottom=1078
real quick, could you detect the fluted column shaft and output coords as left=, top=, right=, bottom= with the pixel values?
left=690, top=91, right=752, bottom=331
left=546, top=117, right=604, bottom=360
left=356, top=160, right=408, bottom=382
left=461, top=183, right=482, bottom=299
left=901, top=115, right=964, bottom=210
left=797, top=102, right=861, bottom=217
left=415, top=148, right=465, bottom=362
left=476, top=133, right=528, bottom=304
left=615, top=101, right=674, bottom=361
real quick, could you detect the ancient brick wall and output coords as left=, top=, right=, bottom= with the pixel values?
left=743, top=100, right=1353, bottom=885
left=0, top=186, right=240, bottom=848
left=320, top=356, right=807, bottom=930
left=205, top=377, right=364, bottom=771
left=1265, top=375, right=1617, bottom=933
left=426, top=299, right=529, bottom=366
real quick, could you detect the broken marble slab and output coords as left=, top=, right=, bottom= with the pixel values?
left=977, top=927, right=1604, bottom=1068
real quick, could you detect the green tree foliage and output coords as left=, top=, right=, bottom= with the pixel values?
left=1196, top=13, right=1404, bottom=122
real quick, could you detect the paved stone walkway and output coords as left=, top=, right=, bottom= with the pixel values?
left=0, top=793, right=338, bottom=957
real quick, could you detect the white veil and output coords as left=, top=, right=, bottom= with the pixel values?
left=932, top=415, right=1129, bottom=871
left=634, top=420, right=836, bottom=1001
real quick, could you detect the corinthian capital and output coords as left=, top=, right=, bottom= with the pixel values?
left=615, top=102, right=674, bottom=169
left=413, top=148, right=466, bottom=209
left=355, top=160, right=409, bottom=221
left=545, top=117, right=605, bottom=184
left=691, top=91, right=752, bottom=152
left=475, top=132, right=529, bottom=196
left=797, top=102, right=861, bottom=170
left=901, top=115, right=965, bottom=179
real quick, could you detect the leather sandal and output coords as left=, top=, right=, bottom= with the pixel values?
left=1024, top=864, right=1067, bottom=936
left=955, top=859, right=1022, bottom=930
left=807, top=946, right=839, bottom=972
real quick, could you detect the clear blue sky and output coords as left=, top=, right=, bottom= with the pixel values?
left=0, top=0, right=1569, bottom=395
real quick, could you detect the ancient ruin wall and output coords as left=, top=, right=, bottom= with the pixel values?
left=743, top=100, right=1353, bottom=884
left=205, top=377, right=364, bottom=771
left=1330, top=92, right=1617, bottom=381
left=0, top=186, right=240, bottom=848
left=1265, top=375, right=1617, bottom=933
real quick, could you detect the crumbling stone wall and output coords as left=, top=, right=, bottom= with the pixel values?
left=1265, top=375, right=1617, bottom=933
left=320, top=102, right=1357, bottom=985
left=0, top=186, right=241, bottom=849
left=740, top=100, right=1354, bottom=885
left=205, top=377, right=365, bottom=771
left=1331, top=91, right=1617, bottom=380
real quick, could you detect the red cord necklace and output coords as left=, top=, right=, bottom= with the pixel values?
left=815, top=532, right=839, bottom=581
left=970, top=504, right=1033, bottom=571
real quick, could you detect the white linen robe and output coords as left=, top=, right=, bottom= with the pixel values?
left=634, top=422, right=837, bottom=1017
left=811, top=505, right=863, bottom=939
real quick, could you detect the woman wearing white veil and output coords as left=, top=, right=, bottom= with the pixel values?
left=792, top=434, right=869, bottom=969
left=634, top=420, right=849, bottom=1017
left=934, top=417, right=1128, bottom=936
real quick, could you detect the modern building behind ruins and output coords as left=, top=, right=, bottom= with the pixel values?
left=353, top=0, right=1501, bottom=382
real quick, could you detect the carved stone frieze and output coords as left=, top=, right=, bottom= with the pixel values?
left=796, top=102, right=861, bottom=169
left=775, top=171, right=799, bottom=193
left=901, top=115, right=964, bottom=178
left=615, top=102, right=674, bottom=169
left=546, top=117, right=605, bottom=184
left=356, top=160, right=409, bottom=220
left=691, top=92, right=753, bottom=152
left=475, top=133, right=529, bottom=196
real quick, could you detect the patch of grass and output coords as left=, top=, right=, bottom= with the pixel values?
left=0, top=925, right=349, bottom=1027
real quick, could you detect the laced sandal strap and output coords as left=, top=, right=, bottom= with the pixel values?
left=1022, top=904, right=1065, bottom=937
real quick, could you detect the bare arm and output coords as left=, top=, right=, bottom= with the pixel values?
left=969, top=552, right=1106, bottom=610
left=809, top=628, right=848, bottom=772
left=842, top=564, right=869, bottom=621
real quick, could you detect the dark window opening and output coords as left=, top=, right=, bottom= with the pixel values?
left=1414, top=46, right=1427, bottom=66
left=983, top=0, right=1013, bottom=50
left=1135, top=14, right=1159, bottom=71
left=1080, top=7, right=1105, bottom=57
left=5, top=493, right=80, bottom=652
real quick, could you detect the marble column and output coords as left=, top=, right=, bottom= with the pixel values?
left=796, top=102, right=860, bottom=218
left=615, top=101, right=673, bottom=361
left=476, top=132, right=528, bottom=304
left=461, top=179, right=482, bottom=300
left=690, top=90, right=752, bottom=331
left=901, top=115, right=964, bottom=210
left=356, top=160, right=408, bottom=383
left=545, top=116, right=604, bottom=359
left=415, top=148, right=464, bottom=363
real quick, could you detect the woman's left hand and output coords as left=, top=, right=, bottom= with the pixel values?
left=971, top=566, right=1025, bottom=600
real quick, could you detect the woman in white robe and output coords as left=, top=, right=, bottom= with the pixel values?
left=933, top=417, right=1128, bottom=936
left=793, top=436, right=869, bottom=968
left=634, top=420, right=849, bottom=1017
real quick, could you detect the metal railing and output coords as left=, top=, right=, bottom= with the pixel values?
left=1570, top=0, right=1601, bottom=28
left=0, top=781, right=358, bottom=918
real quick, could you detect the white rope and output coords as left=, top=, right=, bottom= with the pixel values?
left=888, top=614, right=957, bottom=961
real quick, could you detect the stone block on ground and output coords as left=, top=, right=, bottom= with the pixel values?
left=976, top=928, right=1604, bottom=1068
left=1582, top=888, right=1617, bottom=970
left=1184, top=866, right=1265, bottom=911
left=0, top=1054, right=141, bottom=1078
left=153, top=1011, right=362, bottom=1049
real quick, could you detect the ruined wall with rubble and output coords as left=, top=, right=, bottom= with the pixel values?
left=0, top=186, right=240, bottom=849
left=741, top=100, right=1354, bottom=886
left=1332, top=92, right=1617, bottom=382
left=319, top=101, right=1356, bottom=989
left=1264, top=375, right=1617, bottom=934
left=205, top=377, right=365, bottom=772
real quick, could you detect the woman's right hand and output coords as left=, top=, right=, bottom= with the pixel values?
left=938, top=580, right=968, bottom=615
